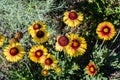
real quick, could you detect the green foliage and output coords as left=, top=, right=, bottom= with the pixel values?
left=0, top=0, right=120, bottom=80
left=84, top=74, right=108, bottom=80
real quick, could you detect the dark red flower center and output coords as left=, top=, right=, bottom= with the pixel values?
left=71, top=39, right=80, bottom=49
left=45, top=58, right=53, bottom=65
left=68, top=12, right=78, bottom=20
left=36, top=30, right=44, bottom=38
left=89, top=65, right=97, bottom=74
left=35, top=49, right=43, bottom=58
left=58, top=36, right=69, bottom=46
left=33, top=23, right=41, bottom=30
left=102, top=26, right=110, bottom=34
left=9, top=47, right=19, bottom=56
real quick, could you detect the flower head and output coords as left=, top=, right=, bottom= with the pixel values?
left=63, top=10, right=84, bottom=27
left=3, top=43, right=25, bottom=62
left=28, top=21, right=46, bottom=35
left=85, top=61, right=97, bottom=76
left=32, top=29, right=49, bottom=43
left=0, top=34, right=5, bottom=47
left=29, top=45, right=48, bottom=63
left=66, top=34, right=87, bottom=57
left=41, top=69, right=48, bottom=77
left=41, top=54, right=58, bottom=70
left=96, top=21, right=116, bottom=40
left=55, top=35, right=69, bottom=51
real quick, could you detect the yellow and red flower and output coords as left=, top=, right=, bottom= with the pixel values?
left=32, top=29, right=49, bottom=43
left=0, top=34, right=5, bottom=47
left=41, top=69, right=48, bottom=77
left=63, top=10, right=84, bottom=27
left=28, top=21, right=46, bottom=35
left=85, top=61, right=97, bottom=76
left=29, top=45, right=48, bottom=63
left=66, top=34, right=87, bottom=57
left=41, top=54, right=58, bottom=70
left=96, top=21, right=116, bottom=40
left=3, top=43, right=25, bottom=62
left=55, top=35, right=69, bottom=51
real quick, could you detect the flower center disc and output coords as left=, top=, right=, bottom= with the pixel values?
left=103, top=27, right=110, bottom=34
left=10, top=47, right=19, bottom=56
left=36, top=30, right=44, bottom=38
left=58, top=36, right=69, bottom=46
left=33, top=23, right=41, bottom=30
left=89, top=65, right=96, bottom=73
left=68, top=12, right=78, bottom=20
left=90, top=67, right=94, bottom=72
left=41, top=69, right=48, bottom=76
left=35, top=50, right=43, bottom=58
left=45, top=58, right=53, bottom=65
left=71, top=40, right=80, bottom=49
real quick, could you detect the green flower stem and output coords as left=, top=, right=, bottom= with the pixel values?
left=112, top=30, right=120, bottom=43
left=20, top=61, right=34, bottom=79
left=109, top=44, right=120, bottom=56
left=0, top=54, right=7, bottom=67
left=99, top=40, right=105, bottom=50
left=14, top=71, right=26, bottom=79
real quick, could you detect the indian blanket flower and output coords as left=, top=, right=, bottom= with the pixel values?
left=41, top=69, right=48, bottom=77
left=29, top=45, right=48, bottom=63
left=96, top=21, right=116, bottom=40
left=3, top=43, right=25, bottom=62
left=63, top=10, right=84, bottom=27
left=66, top=34, right=87, bottom=57
left=41, top=54, right=58, bottom=70
left=55, top=35, right=69, bottom=51
left=28, top=21, right=46, bottom=35
left=85, top=61, right=97, bottom=76
left=0, top=34, right=5, bottom=47
left=32, top=29, right=49, bottom=43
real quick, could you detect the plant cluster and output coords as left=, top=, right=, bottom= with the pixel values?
left=0, top=0, right=120, bottom=80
